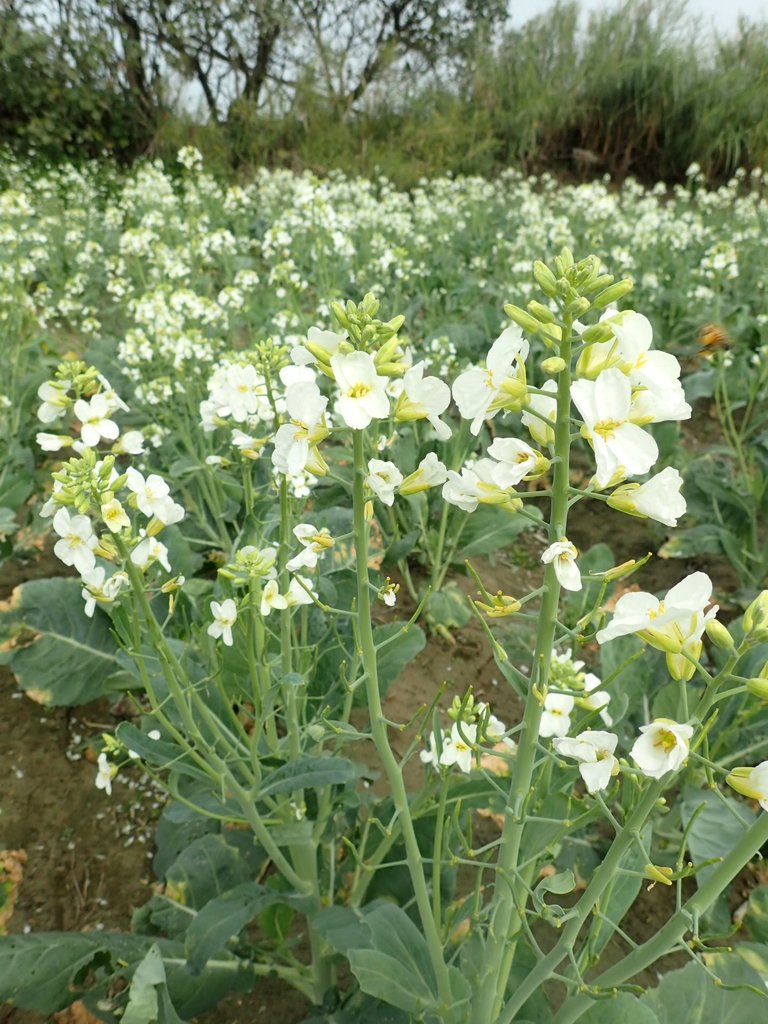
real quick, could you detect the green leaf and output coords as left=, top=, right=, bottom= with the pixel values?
left=658, top=525, right=725, bottom=561
left=299, top=992, right=409, bottom=1023
left=0, top=577, right=128, bottom=705
left=680, top=785, right=755, bottom=887
left=347, top=904, right=438, bottom=1014
left=0, top=506, right=17, bottom=538
left=384, top=528, right=420, bottom=564
left=580, top=992, right=659, bottom=1023
left=185, top=882, right=310, bottom=973
left=532, top=870, right=576, bottom=922
left=641, top=945, right=768, bottom=1022
left=426, top=582, right=472, bottom=629
left=367, top=620, right=426, bottom=700
left=745, top=885, right=768, bottom=942
left=123, top=944, right=183, bottom=1024
left=115, top=723, right=211, bottom=783
left=260, top=755, right=359, bottom=797
left=455, top=505, right=540, bottom=560
left=0, top=932, right=251, bottom=1017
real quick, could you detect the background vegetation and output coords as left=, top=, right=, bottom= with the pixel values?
left=2, top=0, right=768, bottom=187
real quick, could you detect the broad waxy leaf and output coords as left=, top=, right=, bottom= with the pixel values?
left=122, top=944, right=184, bottom=1024
left=185, top=882, right=311, bottom=973
left=260, top=754, right=359, bottom=797
left=640, top=945, right=768, bottom=1022
left=680, top=785, right=755, bottom=887
left=0, top=932, right=251, bottom=1017
left=0, top=577, right=129, bottom=705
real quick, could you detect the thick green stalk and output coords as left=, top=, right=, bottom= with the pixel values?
left=276, top=478, right=332, bottom=1002
left=496, top=781, right=664, bottom=1024
left=472, top=325, right=574, bottom=1024
left=552, top=808, right=768, bottom=1024
left=352, top=429, right=455, bottom=1014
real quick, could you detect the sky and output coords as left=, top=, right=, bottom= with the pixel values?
left=511, top=0, right=768, bottom=32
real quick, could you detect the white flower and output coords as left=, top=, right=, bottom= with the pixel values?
left=439, top=722, right=478, bottom=773
left=488, top=437, right=548, bottom=488
left=366, top=459, right=404, bottom=506
left=443, top=467, right=483, bottom=512
left=452, top=326, right=529, bottom=435
left=596, top=572, right=714, bottom=651
left=541, top=539, right=582, bottom=592
left=395, top=361, right=452, bottom=439
left=382, top=588, right=397, bottom=607
left=287, top=575, right=317, bottom=607
left=553, top=730, right=619, bottom=793
left=522, top=379, right=557, bottom=446
left=101, top=498, right=130, bottom=533
left=292, top=326, right=347, bottom=366
left=113, top=430, right=145, bottom=455
left=272, top=381, right=328, bottom=475
left=220, top=363, right=267, bottom=423
left=125, top=468, right=184, bottom=525
left=570, top=368, right=659, bottom=488
left=95, top=752, right=115, bottom=796
left=208, top=599, right=238, bottom=646
left=539, top=693, right=575, bottom=738
left=52, top=507, right=98, bottom=575
left=261, top=579, right=288, bottom=616
left=73, top=394, right=120, bottom=448
left=80, top=567, right=127, bottom=617
left=630, top=719, right=693, bottom=779
left=399, top=452, right=449, bottom=495
left=726, top=761, right=768, bottom=811
left=131, top=534, right=171, bottom=573
left=478, top=704, right=517, bottom=751
left=420, top=730, right=444, bottom=769
left=37, top=379, right=71, bottom=423
left=630, top=381, right=691, bottom=425
left=331, top=351, right=389, bottom=429
left=580, top=672, right=613, bottom=727
left=36, top=432, right=71, bottom=452
left=607, top=467, right=686, bottom=527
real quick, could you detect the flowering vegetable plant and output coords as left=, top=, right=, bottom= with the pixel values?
left=6, top=253, right=768, bottom=1024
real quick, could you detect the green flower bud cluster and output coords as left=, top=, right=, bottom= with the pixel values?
left=330, top=292, right=407, bottom=369
left=51, top=451, right=126, bottom=515
left=219, top=544, right=278, bottom=583
left=516, top=249, right=634, bottom=347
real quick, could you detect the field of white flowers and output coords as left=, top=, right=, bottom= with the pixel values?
left=3, top=149, right=768, bottom=1024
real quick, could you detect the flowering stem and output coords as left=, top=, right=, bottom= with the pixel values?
left=472, top=320, right=574, bottom=1024
left=352, top=428, right=454, bottom=1013
left=551, top=807, right=768, bottom=1024
left=496, top=780, right=664, bottom=1024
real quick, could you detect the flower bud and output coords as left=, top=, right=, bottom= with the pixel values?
left=746, top=677, right=768, bottom=700
left=593, top=279, right=634, bottom=309
left=705, top=619, right=734, bottom=651
left=587, top=274, right=615, bottom=294
left=743, top=591, right=768, bottom=643
left=553, top=248, right=574, bottom=276
left=330, top=301, right=350, bottom=330
left=644, top=864, right=674, bottom=886
left=533, top=260, right=558, bottom=297
left=580, top=322, right=616, bottom=345
left=565, top=297, right=591, bottom=319
left=503, top=303, right=542, bottom=334
left=374, top=336, right=401, bottom=365
left=541, top=356, right=566, bottom=374
left=527, top=300, right=556, bottom=324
